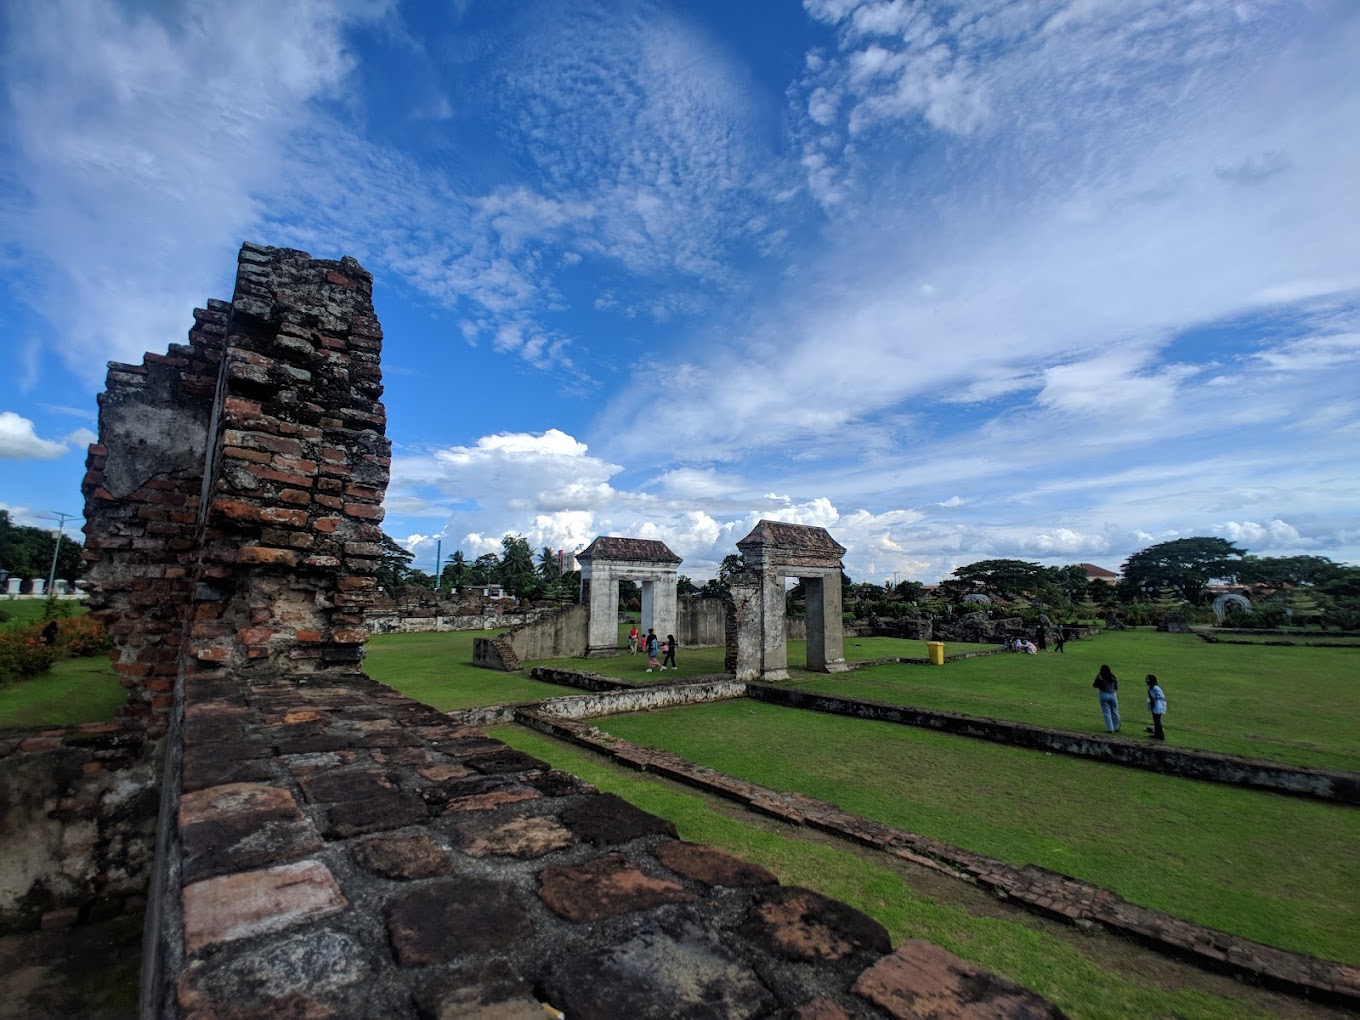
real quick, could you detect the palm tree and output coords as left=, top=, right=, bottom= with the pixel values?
left=538, top=545, right=560, bottom=580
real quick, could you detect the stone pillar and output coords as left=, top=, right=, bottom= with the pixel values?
left=757, top=568, right=789, bottom=681
left=652, top=578, right=678, bottom=646
left=725, top=573, right=763, bottom=680
left=640, top=579, right=655, bottom=634
left=803, top=572, right=848, bottom=672
left=4, top=578, right=19, bottom=595
left=30, top=579, right=45, bottom=596
left=585, top=565, right=619, bottom=657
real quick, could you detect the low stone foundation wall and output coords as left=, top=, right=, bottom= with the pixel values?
left=745, top=685, right=1360, bottom=805
left=0, top=722, right=157, bottom=933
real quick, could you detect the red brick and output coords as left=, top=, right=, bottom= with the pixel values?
left=313, top=517, right=342, bottom=534
left=236, top=547, right=300, bottom=568
left=182, top=860, right=347, bottom=954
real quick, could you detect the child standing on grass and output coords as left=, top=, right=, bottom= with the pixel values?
left=1145, top=674, right=1167, bottom=740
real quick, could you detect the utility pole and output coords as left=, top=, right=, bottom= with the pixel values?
left=435, top=538, right=442, bottom=591
left=37, top=511, right=77, bottom=597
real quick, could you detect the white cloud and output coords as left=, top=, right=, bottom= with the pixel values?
left=0, top=412, right=68, bottom=459
left=2, top=0, right=383, bottom=380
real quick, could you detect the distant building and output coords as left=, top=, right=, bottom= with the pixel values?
left=1079, top=563, right=1120, bottom=584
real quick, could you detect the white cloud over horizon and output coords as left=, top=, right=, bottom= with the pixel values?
left=1, top=0, right=1357, bottom=583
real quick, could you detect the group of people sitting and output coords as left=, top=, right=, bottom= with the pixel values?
left=626, top=625, right=677, bottom=672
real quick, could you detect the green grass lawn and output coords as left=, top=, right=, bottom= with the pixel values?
left=594, top=699, right=1360, bottom=967
left=0, top=655, right=126, bottom=729
left=794, top=630, right=1360, bottom=773
left=491, top=725, right=1302, bottom=1020
left=0, top=598, right=86, bottom=629
left=364, top=629, right=569, bottom=710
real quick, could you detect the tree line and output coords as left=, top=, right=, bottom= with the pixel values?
left=0, top=510, right=84, bottom=586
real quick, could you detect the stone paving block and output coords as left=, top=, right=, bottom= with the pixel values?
left=182, top=859, right=348, bottom=954
left=177, top=927, right=371, bottom=1019
left=559, top=791, right=678, bottom=846
left=179, top=782, right=322, bottom=881
left=461, top=750, right=552, bottom=775
left=350, top=831, right=450, bottom=879
left=852, top=939, right=1067, bottom=1018
left=386, top=878, right=533, bottom=966
left=739, top=886, right=891, bottom=963
left=433, top=736, right=507, bottom=759
left=455, top=814, right=574, bottom=859
left=652, top=839, right=779, bottom=888
left=298, top=768, right=396, bottom=803
left=443, top=785, right=540, bottom=814
left=537, top=852, right=697, bottom=922
left=417, top=761, right=476, bottom=782
left=526, top=768, right=597, bottom=798
left=791, top=996, right=855, bottom=1019
left=413, top=960, right=542, bottom=1020
left=322, top=790, right=429, bottom=838
left=537, top=920, right=777, bottom=1020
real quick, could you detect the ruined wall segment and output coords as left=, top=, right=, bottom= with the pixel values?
left=83, top=245, right=391, bottom=739
left=188, top=244, right=390, bottom=679
left=82, top=301, right=231, bottom=736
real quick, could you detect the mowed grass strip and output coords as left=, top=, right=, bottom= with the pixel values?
left=797, top=630, right=1360, bottom=773
left=491, top=725, right=1300, bottom=1020
left=596, top=699, right=1360, bottom=966
left=364, top=629, right=568, bottom=710
left=0, top=655, right=127, bottom=729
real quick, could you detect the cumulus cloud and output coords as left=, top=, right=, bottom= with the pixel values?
left=0, top=412, right=68, bottom=459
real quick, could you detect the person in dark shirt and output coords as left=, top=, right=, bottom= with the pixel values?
left=1093, top=664, right=1120, bottom=733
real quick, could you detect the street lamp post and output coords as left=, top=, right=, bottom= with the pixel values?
left=37, top=511, right=77, bottom=597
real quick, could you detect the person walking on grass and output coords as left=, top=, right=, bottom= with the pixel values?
left=661, top=634, right=677, bottom=671
left=627, top=625, right=639, bottom=654
left=645, top=628, right=660, bottom=672
left=1093, top=664, right=1120, bottom=733
left=1145, top=674, right=1167, bottom=740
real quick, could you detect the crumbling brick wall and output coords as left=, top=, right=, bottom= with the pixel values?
left=82, top=243, right=391, bottom=738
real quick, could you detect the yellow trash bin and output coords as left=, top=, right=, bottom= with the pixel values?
left=927, top=641, right=945, bottom=665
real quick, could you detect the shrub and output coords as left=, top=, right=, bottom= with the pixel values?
left=58, top=615, right=109, bottom=657
left=0, top=625, right=57, bottom=686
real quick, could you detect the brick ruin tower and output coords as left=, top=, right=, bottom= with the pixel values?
left=81, top=243, right=391, bottom=739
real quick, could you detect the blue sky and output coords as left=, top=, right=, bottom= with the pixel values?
left=2, top=0, right=1358, bottom=584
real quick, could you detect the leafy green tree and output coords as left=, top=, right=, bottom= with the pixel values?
left=1120, top=537, right=1247, bottom=605
left=468, top=553, right=500, bottom=586
left=0, top=510, right=84, bottom=584
left=1236, top=555, right=1343, bottom=592
left=498, top=535, right=538, bottom=596
left=942, top=558, right=1049, bottom=600
left=440, top=549, right=468, bottom=590
left=375, top=533, right=416, bottom=590
left=1051, top=565, right=1091, bottom=603
left=892, top=580, right=925, bottom=603
left=676, top=574, right=699, bottom=596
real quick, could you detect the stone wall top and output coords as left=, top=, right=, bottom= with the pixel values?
left=578, top=536, right=681, bottom=565
left=737, top=520, right=846, bottom=571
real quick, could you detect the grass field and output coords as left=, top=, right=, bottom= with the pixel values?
left=364, top=629, right=568, bottom=709
left=800, top=630, right=1360, bottom=773
left=363, top=625, right=1360, bottom=966
left=0, top=654, right=126, bottom=730
left=0, top=598, right=85, bottom=630
left=491, top=726, right=1326, bottom=1020
left=595, top=698, right=1360, bottom=966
